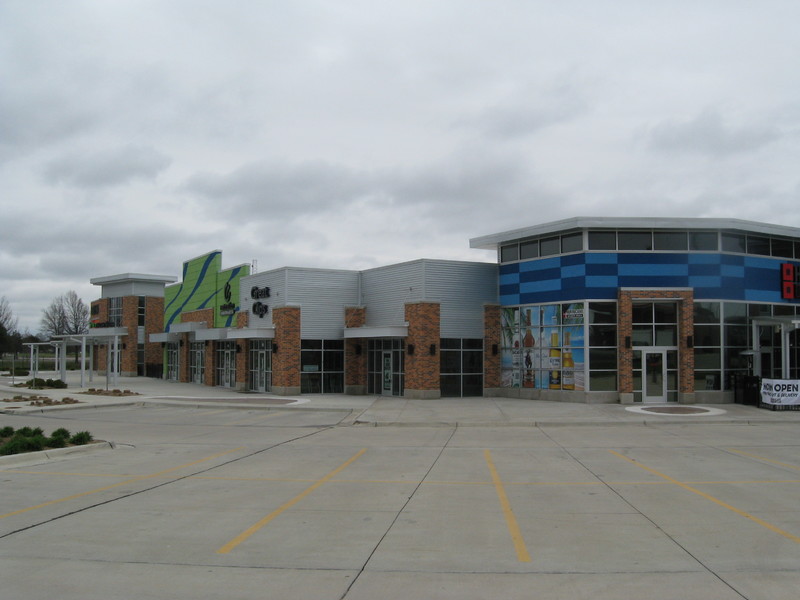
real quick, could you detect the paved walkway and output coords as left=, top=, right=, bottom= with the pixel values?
left=2, top=371, right=799, bottom=426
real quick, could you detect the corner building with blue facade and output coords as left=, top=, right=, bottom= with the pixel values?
left=472, top=217, right=800, bottom=404
left=95, top=216, right=800, bottom=404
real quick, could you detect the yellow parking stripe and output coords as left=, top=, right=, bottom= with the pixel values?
left=0, top=448, right=243, bottom=520
left=727, top=448, right=800, bottom=471
left=610, top=450, right=800, bottom=544
left=484, top=449, right=531, bottom=562
left=217, top=448, right=367, bottom=554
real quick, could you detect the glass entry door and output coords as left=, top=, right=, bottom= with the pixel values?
left=643, top=349, right=667, bottom=403
left=382, top=351, right=393, bottom=395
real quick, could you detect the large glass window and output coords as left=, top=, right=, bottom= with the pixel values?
left=301, top=339, right=344, bottom=393
left=618, top=231, right=653, bottom=250
left=500, top=302, right=588, bottom=391
left=108, top=297, right=123, bottom=327
left=440, top=338, right=483, bottom=397
left=654, top=231, right=687, bottom=251
left=588, top=231, right=616, bottom=250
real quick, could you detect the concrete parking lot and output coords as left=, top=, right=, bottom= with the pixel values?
left=2, top=377, right=800, bottom=599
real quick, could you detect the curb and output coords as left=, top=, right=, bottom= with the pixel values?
left=0, top=441, right=115, bottom=467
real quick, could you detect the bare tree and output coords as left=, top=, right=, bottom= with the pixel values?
left=0, top=295, right=18, bottom=335
left=40, top=291, right=89, bottom=338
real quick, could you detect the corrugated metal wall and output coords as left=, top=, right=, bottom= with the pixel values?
left=240, top=260, right=498, bottom=340
left=360, top=260, right=426, bottom=328
left=361, top=260, right=498, bottom=338
left=286, top=268, right=360, bottom=338
left=241, top=268, right=360, bottom=338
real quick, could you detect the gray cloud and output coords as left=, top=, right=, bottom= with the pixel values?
left=183, top=160, right=373, bottom=218
left=42, top=145, right=171, bottom=188
left=647, top=109, right=780, bottom=156
left=454, top=83, right=588, bottom=140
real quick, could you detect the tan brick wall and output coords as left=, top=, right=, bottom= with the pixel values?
left=483, top=304, right=501, bottom=390
left=618, top=289, right=694, bottom=395
left=404, top=301, right=440, bottom=395
left=272, top=306, right=301, bottom=391
left=344, top=306, right=367, bottom=388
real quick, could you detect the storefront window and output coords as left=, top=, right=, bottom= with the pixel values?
left=301, top=340, right=343, bottom=393
left=500, top=302, right=587, bottom=391
left=440, top=338, right=483, bottom=397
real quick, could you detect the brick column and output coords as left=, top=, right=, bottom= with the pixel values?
left=272, top=305, right=301, bottom=395
left=144, top=297, right=165, bottom=377
left=91, top=299, right=109, bottom=371
left=344, top=306, right=367, bottom=395
left=483, top=303, right=502, bottom=392
left=404, top=301, right=440, bottom=399
left=119, top=297, right=138, bottom=376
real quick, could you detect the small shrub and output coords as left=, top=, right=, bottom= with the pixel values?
left=0, top=426, right=14, bottom=438
left=45, top=379, right=68, bottom=389
left=17, top=426, right=34, bottom=437
left=1, top=434, right=46, bottom=455
left=31, top=427, right=45, bottom=437
left=13, top=367, right=29, bottom=376
left=69, top=431, right=93, bottom=445
left=46, top=436, right=67, bottom=448
left=51, top=427, right=71, bottom=440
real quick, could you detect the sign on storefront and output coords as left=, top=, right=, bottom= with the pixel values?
left=761, top=379, right=800, bottom=405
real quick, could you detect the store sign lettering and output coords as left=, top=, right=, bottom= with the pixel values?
left=781, top=263, right=800, bottom=300
left=220, top=281, right=236, bottom=315
left=251, top=286, right=271, bottom=299
left=252, top=301, right=269, bottom=318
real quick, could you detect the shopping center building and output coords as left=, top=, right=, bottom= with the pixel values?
left=88, top=217, right=800, bottom=404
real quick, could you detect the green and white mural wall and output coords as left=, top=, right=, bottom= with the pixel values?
left=501, top=303, right=586, bottom=391
left=164, top=251, right=251, bottom=331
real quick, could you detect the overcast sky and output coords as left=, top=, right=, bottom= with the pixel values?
left=2, top=1, right=799, bottom=333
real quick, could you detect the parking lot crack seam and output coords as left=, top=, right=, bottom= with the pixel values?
left=336, top=424, right=459, bottom=600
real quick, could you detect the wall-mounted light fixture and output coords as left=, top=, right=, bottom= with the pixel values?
left=492, top=344, right=498, bottom=355
left=355, top=344, right=362, bottom=356
left=686, top=335, right=693, bottom=348
left=429, top=344, right=436, bottom=356
left=625, top=336, right=631, bottom=349
left=407, top=344, right=415, bottom=355
left=272, top=343, right=278, bottom=354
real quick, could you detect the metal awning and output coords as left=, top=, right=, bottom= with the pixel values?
left=150, top=332, right=179, bottom=343
left=170, top=322, right=207, bottom=333
left=195, top=328, right=229, bottom=341
left=232, top=327, right=276, bottom=339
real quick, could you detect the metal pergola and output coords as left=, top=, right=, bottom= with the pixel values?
left=26, top=328, right=129, bottom=388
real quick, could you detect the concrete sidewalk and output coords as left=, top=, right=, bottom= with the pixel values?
left=2, top=371, right=800, bottom=427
